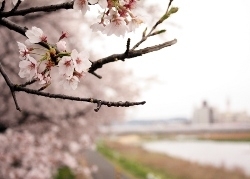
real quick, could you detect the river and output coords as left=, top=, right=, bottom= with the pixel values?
left=142, top=140, right=250, bottom=175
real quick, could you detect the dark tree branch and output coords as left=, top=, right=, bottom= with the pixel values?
left=125, top=38, right=131, bottom=57
left=0, top=62, right=21, bottom=111
left=0, top=17, right=26, bottom=35
left=0, top=18, right=51, bottom=49
left=0, top=0, right=5, bottom=12
left=10, top=0, right=22, bottom=12
left=0, top=62, right=145, bottom=112
left=0, top=1, right=74, bottom=17
left=89, top=38, right=177, bottom=73
left=13, top=85, right=146, bottom=111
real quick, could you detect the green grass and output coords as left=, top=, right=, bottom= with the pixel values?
left=54, top=166, right=75, bottom=179
left=97, top=142, right=168, bottom=179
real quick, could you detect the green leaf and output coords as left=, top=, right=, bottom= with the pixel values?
left=151, top=29, right=167, bottom=36
left=159, top=7, right=179, bottom=23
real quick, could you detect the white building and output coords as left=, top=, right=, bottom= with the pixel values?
left=193, top=101, right=215, bottom=123
left=193, top=100, right=250, bottom=124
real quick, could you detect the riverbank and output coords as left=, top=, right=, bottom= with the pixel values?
left=97, top=139, right=250, bottom=179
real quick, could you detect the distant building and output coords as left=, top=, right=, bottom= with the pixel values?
left=193, top=101, right=215, bottom=123
left=193, top=100, right=250, bottom=124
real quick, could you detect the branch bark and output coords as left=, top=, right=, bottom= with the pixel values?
left=89, top=39, right=177, bottom=73
left=0, top=1, right=73, bottom=17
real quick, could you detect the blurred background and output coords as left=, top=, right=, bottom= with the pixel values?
left=99, top=0, right=250, bottom=179
left=0, top=0, right=250, bottom=179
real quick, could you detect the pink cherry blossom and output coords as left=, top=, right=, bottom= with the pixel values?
left=59, top=31, right=70, bottom=41
left=59, top=75, right=80, bottom=90
left=90, top=22, right=105, bottom=32
left=58, top=56, right=74, bottom=77
left=17, top=41, right=30, bottom=60
left=36, top=72, right=51, bottom=85
left=56, top=40, right=67, bottom=51
left=104, top=17, right=128, bottom=37
left=97, top=0, right=108, bottom=8
left=128, top=17, right=143, bottom=32
left=18, top=56, right=37, bottom=81
left=71, top=49, right=91, bottom=73
left=25, top=26, right=47, bottom=44
left=73, top=0, right=89, bottom=15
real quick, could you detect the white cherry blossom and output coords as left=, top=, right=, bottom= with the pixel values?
left=18, top=56, right=37, bottom=81
left=71, top=49, right=91, bottom=73
left=17, top=41, right=30, bottom=60
left=36, top=73, right=51, bottom=85
left=58, top=56, right=74, bottom=77
left=25, top=26, right=47, bottom=44
left=97, top=0, right=108, bottom=8
left=90, top=22, right=105, bottom=32
left=59, top=75, right=80, bottom=90
left=73, top=0, right=89, bottom=15
left=56, top=40, right=67, bottom=51
left=104, top=17, right=128, bottom=37
left=128, top=17, right=143, bottom=32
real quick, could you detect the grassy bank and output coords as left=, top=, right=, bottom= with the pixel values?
left=97, top=142, right=168, bottom=179
left=137, top=131, right=250, bottom=142
left=97, top=140, right=250, bottom=179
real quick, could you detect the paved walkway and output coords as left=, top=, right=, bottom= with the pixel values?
left=83, top=150, right=129, bottom=179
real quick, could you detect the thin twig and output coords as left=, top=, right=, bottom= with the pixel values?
left=0, top=1, right=74, bottom=17
left=132, top=0, right=174, bottom=50
left=0, top=62, right=21, bottom=111
left=10, top=0, right=22, bottom=12
left=89, top=39, right=177, bottom=73
left=18, top=79, right=37, bottom=87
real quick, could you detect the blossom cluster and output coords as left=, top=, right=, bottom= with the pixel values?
left=75, top=0, right=143, bottom=36
left=0, top=127, right=98, bottom=179
left=18, top=26, right=92, bottom=90
left=2, top=0, right=143, bottom=36
left=16, top=0, right=143, bottom=89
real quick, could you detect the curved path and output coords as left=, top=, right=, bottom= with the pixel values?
left=83, top=150, right=129, bottom=179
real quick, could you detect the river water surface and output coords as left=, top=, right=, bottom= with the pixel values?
left=143, top=140, right=250, bottom=175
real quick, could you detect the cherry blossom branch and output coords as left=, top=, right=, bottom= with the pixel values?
left=89, top=38, right=177, bottom=73
left=13, top=86, right=146, bottom=112
left=0, top=1, right=74, bottom=17
left=0, top=63, right=145, bottom=112
left=0, top=16, right=177, bottom=78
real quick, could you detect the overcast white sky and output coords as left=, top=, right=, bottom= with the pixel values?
left=90, top=0, right=250, bottom=120
left=125, top=0, right=250, bottom=120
